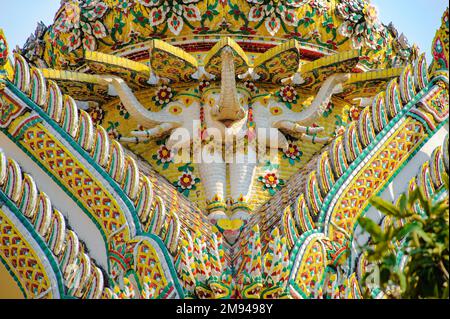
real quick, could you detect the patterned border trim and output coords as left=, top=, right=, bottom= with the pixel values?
left=0, top=151, right=106, bottom=299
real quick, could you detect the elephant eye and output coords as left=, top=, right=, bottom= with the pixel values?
left=169, top=105, right=182, bottom=115
left=270, top=106, right=283, bottom=116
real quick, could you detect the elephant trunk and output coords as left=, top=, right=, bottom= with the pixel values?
left=293, top=73, right=350, bottom=125
left=213, top=47, right=245, bottom=125
left=101, top=76, right=180, bottom=128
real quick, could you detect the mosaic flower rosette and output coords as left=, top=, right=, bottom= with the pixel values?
left=173, top=164, right=201, bottom=196
left=283, top=143, right=303, bottom=165
left=258, top=162, right=286, bottom=196
left=277, top=85, right=299, bottom=109
left=153, top=144, right=174, bottom=169
left=153, top=85, right=174, bottom=107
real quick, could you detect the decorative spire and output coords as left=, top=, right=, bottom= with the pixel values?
left=0, top=29, right=9, bottom=73
left=430, top=7, right=449, bottom=74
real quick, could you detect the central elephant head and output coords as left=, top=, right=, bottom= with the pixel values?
left=98, top=39, right=351, bottom=242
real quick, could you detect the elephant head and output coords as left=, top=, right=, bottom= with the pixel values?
left=201, top=46, right=251, bottom=141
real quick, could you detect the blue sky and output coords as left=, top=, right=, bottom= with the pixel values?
left=0, top=0, right=448, bottom=61
left=372, top=0, right=448, bottom=60
left=0, top=0, right=61, bottom=50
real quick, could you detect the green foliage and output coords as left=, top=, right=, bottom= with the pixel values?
left=358, top=175, right=449, bottom=299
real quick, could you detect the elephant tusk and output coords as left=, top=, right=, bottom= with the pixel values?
left=274, top=121, right=325, bottom=134
left=119, top=123, right=179, bottom=144
left=130, top=123, right=178, bottom=139
left=119, top=135, right=151, bottom=144
left=261, top=128, right=289, bottom=151
left=302, top=134, right=331, bottom=145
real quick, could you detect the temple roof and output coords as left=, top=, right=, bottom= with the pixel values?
left=22, top=0, right=415, bottom=71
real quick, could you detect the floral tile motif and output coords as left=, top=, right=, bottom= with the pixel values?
left=152, top=140, right=174, bottom=170
left=336, top=0, right=388, bottom=50
left=153, top=85, right=174, bottom=108
left=283, top=142, right=303, bottom=166
left=173, top=163, right=200, bottom=197
left=277, top=85, right=298, bottom=109
left=258, top=161, right=285, bottom=196
left=88, top=104, right=106, bottom=125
